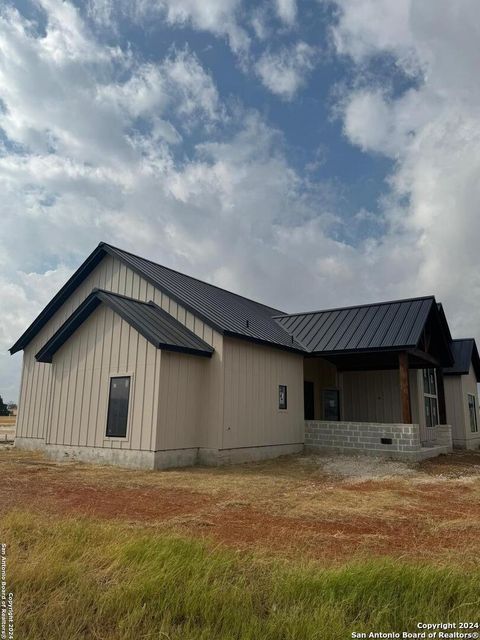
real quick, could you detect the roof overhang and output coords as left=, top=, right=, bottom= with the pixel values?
left=35, top=289, right=214, bottom=363
left=307, top=346, right=442, bottom=372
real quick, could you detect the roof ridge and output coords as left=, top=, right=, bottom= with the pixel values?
left=101, top=242, right=285, bottom=316
left=273, top=295, right=436, bottom=319
left=93, top=287, right=154, bottom=306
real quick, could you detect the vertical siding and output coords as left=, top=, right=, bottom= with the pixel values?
left=445, top=365, right=480, bottom=448
left=444, top=375, right=465, bottom=443
left=47, top=306, right=161, bottom=451
left=460, top=365, right=480, bottom=447
left=222, top=338, right=304, bottom=449
left=16, top=254, right=223, bottom=451
left=341, top=370, right=405, bottom=423
left=156, top=352, right=209, bottom=450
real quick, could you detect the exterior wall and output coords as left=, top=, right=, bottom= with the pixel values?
left=16, top=254, right=225, bottom=456
left=222, top=337, right=304, bottom=450
left=156, top=351, right=210, bottom=451
left=340, top=369, right=422, bottom=427
left=305, top=420, right=452, bottom=461
left=46, top=305, right=161, bottom=452
left=303, top=358, right=337, bottom=419
left=445, top=365, right=480, bottom=449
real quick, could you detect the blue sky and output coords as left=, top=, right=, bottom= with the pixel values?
left=1, top=0, right=480, bottom=401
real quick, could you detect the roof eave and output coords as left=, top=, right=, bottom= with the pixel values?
left=223, top=330, right=306, bottom=354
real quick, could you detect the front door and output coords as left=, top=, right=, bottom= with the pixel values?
left=304, top=381, right=315, bottom=420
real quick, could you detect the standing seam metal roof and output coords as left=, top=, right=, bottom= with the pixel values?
left=274, top=297, right=436, bottom=353
left=35, top=289, right=214, bottom=362
left=443, top=338, right=480, bottom=379
left=103, top=244, right=305, bottom=351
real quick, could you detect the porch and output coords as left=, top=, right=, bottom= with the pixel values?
left=301, top=322, right=456, bottom=458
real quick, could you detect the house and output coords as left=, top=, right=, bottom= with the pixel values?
left=9, top=242, right=480, bottom=469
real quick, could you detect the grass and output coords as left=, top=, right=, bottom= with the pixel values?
left=3, top=510, right=480, bottom=640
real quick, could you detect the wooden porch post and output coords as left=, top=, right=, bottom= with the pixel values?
left=399, top=352, right=412, bottom=423
left=436, top=367, right=447, bottom=424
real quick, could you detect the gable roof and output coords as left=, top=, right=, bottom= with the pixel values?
left=274, top=296, right=453, bottom=365
left=10, top=242, right=305, bottom=355
left=442, top=338, right=480, bottom=380
left=35, top=289, right=214, bottom=363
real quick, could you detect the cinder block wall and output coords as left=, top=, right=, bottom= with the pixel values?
left=305, top=421, right=421, bottom=458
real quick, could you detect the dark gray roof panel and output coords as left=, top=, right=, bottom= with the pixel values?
left=275, top=297, right=438, bottom=355
left=104, top=245, right=305, bottom=352
left=35, top=289, right=214, bottom=362
left=10, top=242, right=305, bottom=355
left=443, top=338, right=480, bottom=379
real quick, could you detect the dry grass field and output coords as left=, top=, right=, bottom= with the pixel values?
left=1, top=448, right=480, bottom=639
left=2, top=448, right=480, bottom=564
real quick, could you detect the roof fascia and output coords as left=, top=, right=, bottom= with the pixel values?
left=10, top=244, right=107, bottom=354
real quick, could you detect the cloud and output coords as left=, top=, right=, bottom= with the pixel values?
left=88, top=0, right=250, bottom=56
left=333, top=0, right=480, bottom=339
left=255, top=42, right=317, bottom=99
left=274, top=0, right=297, bottom=26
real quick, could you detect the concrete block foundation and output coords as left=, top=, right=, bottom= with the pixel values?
left=304, top=421, right=453, bottom=461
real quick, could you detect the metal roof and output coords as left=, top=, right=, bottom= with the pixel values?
left=274, top=296, right=449, bottom=358
left=443, top=338, right=480, bottom=380
left=11, top=242, right=304, bottom=355
left=35, top=289, right=214, bottom=363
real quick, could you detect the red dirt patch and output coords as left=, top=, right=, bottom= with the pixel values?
left=2, top=452, right=480, bottom=563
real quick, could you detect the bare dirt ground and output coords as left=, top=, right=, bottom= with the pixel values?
left=2, top=448, right=480, bottom=564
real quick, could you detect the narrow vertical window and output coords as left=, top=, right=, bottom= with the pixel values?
left=468, top=394, right=478, bottom=433
left=106, top=376, right=131, bottom=437
left=279, top=385, right=287, bottom=410
left=423, top=368, right=439, bottom=428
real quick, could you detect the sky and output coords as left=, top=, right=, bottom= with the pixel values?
left=1, top=0, right=480, bottom=402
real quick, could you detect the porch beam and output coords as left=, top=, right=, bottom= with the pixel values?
left=407, top=348, right=440, bottom=367
left=399, top=352, right=412, bottom=423
left=436, top=367, right=447, bottom=424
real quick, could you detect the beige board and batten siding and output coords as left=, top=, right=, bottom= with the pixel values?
left=222, top=337, right=304, bottom=450
left=46, top=305, right=161, bottom=451
left=16, top=254, right=224, bottom=451
left=156, top=350, right=211, bottom=451
left=444, top=364, right=480, bottom=449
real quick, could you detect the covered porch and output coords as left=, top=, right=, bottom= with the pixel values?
left=303, top=351, right=453, bottom=460
left=275, top=296, right=455, bottom=460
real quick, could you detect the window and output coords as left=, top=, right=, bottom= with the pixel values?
left=468, top=394, right=478, bottom=433
left=423, top=368, right=437, bottom=395
left=106, top=376, right=131, bottom=437
left=423, top=368, right=439, bottom=428
left=323, top=389, right=340, bottom=421
left=279, top=385, right=287, bottom=410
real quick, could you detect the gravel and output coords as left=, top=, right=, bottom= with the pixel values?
left=299, top=453, right=417, bottom=481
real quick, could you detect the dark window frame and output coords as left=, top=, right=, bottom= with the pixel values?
left=468, top=394, right=478, bottom=433
left=423, top=368, right=439, bottom=428
left=106, top=375, right=131, bottom=438
left=279, top=385, right=288, bottom=410
left=323, top=388, right=340, bottom=421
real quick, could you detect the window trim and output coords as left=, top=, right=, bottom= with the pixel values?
left=467, top=393, right=478, bottom=433
left=104, top=372, right=134, bottom=441
left=278, top=384, right=288, bottom=411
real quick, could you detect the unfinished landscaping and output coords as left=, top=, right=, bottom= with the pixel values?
left=2, top=448, right=480, bottom=564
